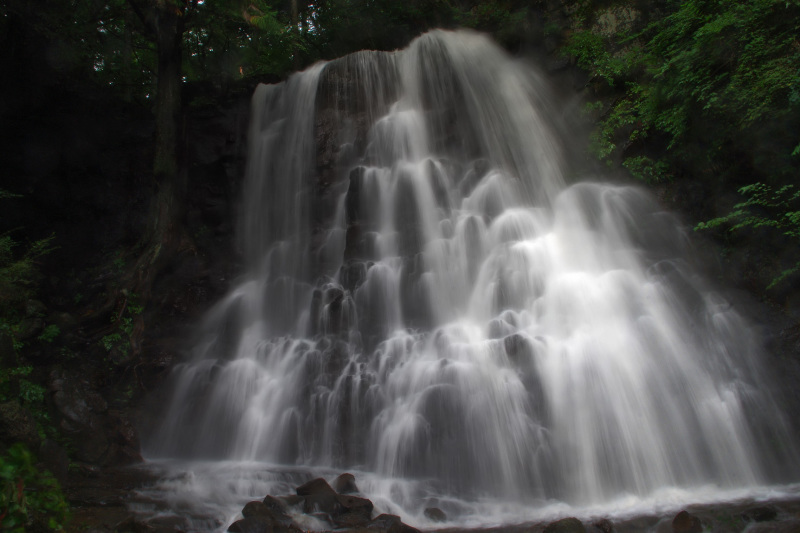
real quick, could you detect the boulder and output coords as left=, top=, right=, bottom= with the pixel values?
left=741, top=506, right=778, bottom=522
left=336, top=494, right=373, bottom=519
left=243, top=501, right=273, bottom=519
left=245, top=499, right=293, bottom=527
left=672, top=511, right=702, bottom=533
left=423, top=507, right=447, bottom=522
left=296, top=477, right=337, bottom=497
left=274, top=495, right=304, bottom=509
left=296, top=477, right=341, bottom=515
left=333, top=472, right=359, bottom=494
left=228, top=516, right=274, bottom=533
left=369, top=514, right=421, bottom=533
left=591, top=518, right=614, bottom=533
left=543, top=517, right=586, bottom=533
left=746, top=519, right=800, bottom=533
left=333, top=511, right=372, bottom=529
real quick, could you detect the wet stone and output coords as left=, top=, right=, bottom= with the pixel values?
left=336, top=493, right=373, bottom=518
left=333, top=472, right=359, bottom=494
left=296, top=477, right=341, bottom=515
left=334, top=511, right=372, bottom=529
left=228, top=516, right=271, bottom=533
left=672, top=510, right=702, bottom=533
left=423, top=507, right=447, bottom=522
left=242, top=501, right=273, bottom=519
left=742, top=506, right=778, bottom=522
left=543, top=517, right=586, bottom=533
left=591, top=518, right=614, bottom=533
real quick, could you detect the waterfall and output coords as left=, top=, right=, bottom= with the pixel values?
left=147, top=30, right=796, bottom=511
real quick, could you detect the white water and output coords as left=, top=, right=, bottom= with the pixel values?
left=143, top=30, right=798, bottom=530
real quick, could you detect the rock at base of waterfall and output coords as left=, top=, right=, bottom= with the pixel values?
left=369, top=513, right=421, bottom=533
left=228, top=515, right=299, bottom=533
left=591, top=518, right=614, bottom=533
left=296, top=477, right=341, bottom=515
left=274, top=494, right=304, bottom=509
left=337, top=494, right=374, bottom=518
left=543, top=517, right=586, bottom=533
left=672, top=510, right=702, bottom=533
left=297, top=477, right=337, bottom=496
left=424, top=507, right=447, bottom=522
left=334, top=511, right=372, bottom=529
left=745, top=519, right=800, bottom=533
left=333, top=472, right=360, bottom=494
left=741, top=506, right=778, bottom=523
left=243, top=500, right=294, bottom=525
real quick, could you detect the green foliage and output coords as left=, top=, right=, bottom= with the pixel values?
left=696, top=183, right=800, bottom=287
left=562, top=0, right=800, bottom=184
left=101, top=332, right=124, bottom=353
left=0, top=233, right=55, bottom=321
left=0, top=444, right=69, bottom=532
left=99, top=292, right=143, bottom=359
left=37, top=325, right=60, bottom=344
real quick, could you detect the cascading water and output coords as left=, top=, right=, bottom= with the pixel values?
left=144, top=30, right=797, bottom=527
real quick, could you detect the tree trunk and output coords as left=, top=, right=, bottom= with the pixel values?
left=151, top=8, right=185, bottom=247
left=128, top=4, right=189, bottom=357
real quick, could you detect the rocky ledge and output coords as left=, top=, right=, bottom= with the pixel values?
left=67, top=468, right=800, bottom=533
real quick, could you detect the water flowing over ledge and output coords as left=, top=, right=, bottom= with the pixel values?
left=142, top=29, right=798, bottom=529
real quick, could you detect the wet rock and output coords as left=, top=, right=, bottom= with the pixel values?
left=333, top=511, right=372, bottom=529
left=228, top=516, right=274, bottom=533
left=337, top=493, right=373, bottom=519
left=243, top=501, right=273, bottom=518
left=543, top=517, right=586, bottom=533
left=296, top=477, right=341, bottom=515
left=275, top=494, right=304, bottom=509
left=424, top=507, right=447, bottom=522
left=333, top=472, right=359, bottom=494
left=369, top=513, right=420, bottom=533
left=746, top=519, right=800, bottom=532
left=591, top=518, right=614, bottom=533
left=263, top=495, right=295, bottom=520
left=742, top=506, right=778, bottom=522
left=0, top=400, right=41, bottom=449
left=296, top=477, right=336, bottom=496
left=672, top=510, right=702, bottom=533
left=246, top=498, right=294, bottom=528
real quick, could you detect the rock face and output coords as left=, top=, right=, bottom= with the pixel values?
left=50, top=369, right=141, bottom=465
left=229, top=474, right=418, bottom=533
